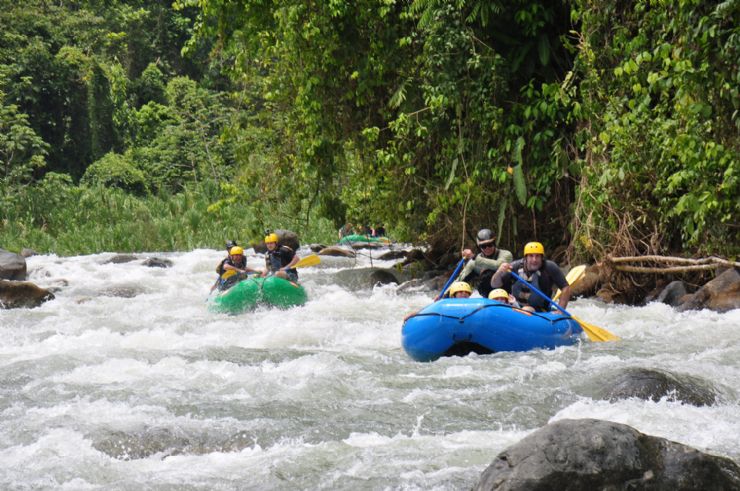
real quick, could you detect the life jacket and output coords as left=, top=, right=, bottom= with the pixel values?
left=218, top=255, right=246, bottom=274
left=511, top=265, right=551, bottom=311
left=217, top=269, right=248, bottom=291
left=266, top=245, right=296, bottom=272
left=225, top=256, right=247, bottom=270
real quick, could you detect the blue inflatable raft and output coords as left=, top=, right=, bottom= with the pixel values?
left=402, top=298, right=584, bottom=362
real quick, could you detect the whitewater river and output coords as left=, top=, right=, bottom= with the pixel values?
left=1, top=247, right=738, bottom=490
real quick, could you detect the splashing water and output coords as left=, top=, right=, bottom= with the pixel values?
left=1, top=249, right=738, bottom=489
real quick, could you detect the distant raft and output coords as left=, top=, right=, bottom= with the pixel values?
left=402, top=298, right=583, bottom=362
left=209, top=276, right=307, bottom=314
left=338, top=234, right=391, bottom=246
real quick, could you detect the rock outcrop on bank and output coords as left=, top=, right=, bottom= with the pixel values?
left=475, top=419, right=740, bottom=491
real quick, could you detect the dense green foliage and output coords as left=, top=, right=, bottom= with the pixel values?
left=572, top=0, right=739, bottom=257
left=1, top=0, right=737, bottom=259
left=0, top=174, right=335, bottom=254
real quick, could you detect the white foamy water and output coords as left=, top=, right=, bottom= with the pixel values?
left=1, top=248, right=738, bottom=490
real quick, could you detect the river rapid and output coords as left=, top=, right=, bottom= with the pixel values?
left=1, top=247, right=738, bottom=490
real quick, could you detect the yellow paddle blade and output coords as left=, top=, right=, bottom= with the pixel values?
left=554, top=264, right=587, bottom=301
left=574, top=314, right=620, bottom=342
left=295, top=254, right=321, bottom=268
left=220, top=269, right=237, bottom=280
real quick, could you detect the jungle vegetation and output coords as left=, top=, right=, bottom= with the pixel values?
left=1, top=0, right=737, bottom=261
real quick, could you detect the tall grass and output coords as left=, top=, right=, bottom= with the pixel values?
left=0, top=179, right=337, bottom=255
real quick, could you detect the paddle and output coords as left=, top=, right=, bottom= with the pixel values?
left=435, top=259, right=467, bottom=301
left=294, top=254, right=321, bottom=268
left=510, top=271, right=620, bottom=342
left=553, top=264, right=586, bottom=301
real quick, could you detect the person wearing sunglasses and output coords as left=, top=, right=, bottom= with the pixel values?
left=456, top=228, right=513, bottom=298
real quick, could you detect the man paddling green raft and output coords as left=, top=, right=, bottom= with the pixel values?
left=208, top=234, right=321, bottom=314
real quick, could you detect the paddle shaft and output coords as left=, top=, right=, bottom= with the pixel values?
left=436, top=259, right=467, bottom=301
left=510, top=271, right=569, bottom=315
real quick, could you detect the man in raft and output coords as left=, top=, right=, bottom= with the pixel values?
left=490, top=241, right=571, bottom=312
left=456, top=228, right=513, bottom=298
left=262, top=233, right=300, bottom=282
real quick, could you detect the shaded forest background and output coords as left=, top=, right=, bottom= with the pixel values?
left=1, top=0, right=737, bottom=261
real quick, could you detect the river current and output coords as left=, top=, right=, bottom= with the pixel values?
left=1, top=247, right=738, bottom=490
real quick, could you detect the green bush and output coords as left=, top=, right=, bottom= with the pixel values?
left=81, top=152, right=148, bottom=195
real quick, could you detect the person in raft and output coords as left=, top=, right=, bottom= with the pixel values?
left=490, top=241, right=571, bottom=312
left=262, top=233, right=300, bottom=282
left=457, top=228, right=513, bottom=298
left=403, top=281, right=472, bottom=322
left=447, top=281, right=473, bottom=298
left=217, top=246, right=262, bottom=291
left=488, top=288, right=520, bottom=308
left=211, top=240, right=242, bottom=292
left=338, top=223, right=353, bottom=239
left=214, top=240, right=236, bottom=275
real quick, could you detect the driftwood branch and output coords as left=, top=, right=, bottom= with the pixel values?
left=607, top=255, right=739, bottom=274
left=609, top=255, right=739, bottom=267
left=613, top=264, right=721, bottom=274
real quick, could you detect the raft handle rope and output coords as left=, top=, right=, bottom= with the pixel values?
left=403, top=302, right=569, bottom=323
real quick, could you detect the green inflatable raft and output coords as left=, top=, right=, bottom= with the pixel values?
left=209, top=276, right=307, bottom=314
left=338, top=234, right=390, bottom=245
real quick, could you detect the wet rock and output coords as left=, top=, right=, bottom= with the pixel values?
left=20, top=248, right=37, bottom=258
left=401, top=248, right=427, bottom=265
left=44, top=278, right=70, bottom=293
left=333, top=267, right=400, bottom=290
left=378, top=249, right=408, bottom=261
left=106, top=254, right=138, bottom=264
left=93, top=427, right=254, bottom=460
left=369, top=269, right=398, bottom=286
left=99, top=284, right=149, bottom=298
left=437, top=251, right=460, bottom=270
left=250, top=230, right=300, bottom=253
left=309, top=243, right=327, bottom=253
left=0, top=248, right=27, bottom=280
left=475, top=419, right=740, bottom=491
left=0, top=279, right=55, bottom=309
left=93, top=428, right=190, bottom=460
left=596, top=286, right=628, bottom=304
left=599, top=368, right=718, bottom=406
left=677, top=268, right=740, bottom=313
left=318, top=246, right=356, bottom=258
left=654, top=280, right=688, bottom=306
left=142, top=257, right=173, bottom=268
left=274, top=229, right=300, bottom=252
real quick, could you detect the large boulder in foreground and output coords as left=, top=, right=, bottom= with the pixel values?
left=0, top=249, right=27, bottom=281
left=0, top=279, right=55, bottom=309
left=475, top=419, right=740, bottom=491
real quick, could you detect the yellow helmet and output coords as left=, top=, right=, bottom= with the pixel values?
left=264, top=233, right=279, bottom=244
left=488, top=288, right=509, bottom=300
left=523, top=242, right=545, bottom=256
left=448, top=281, right=472, bottom=296
left=229, top=246, right=244, bottom=256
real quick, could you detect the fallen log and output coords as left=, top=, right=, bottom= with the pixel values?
left=607, top=255, right=739, bottom=274
left=609, top=255, right=739, bottom=267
